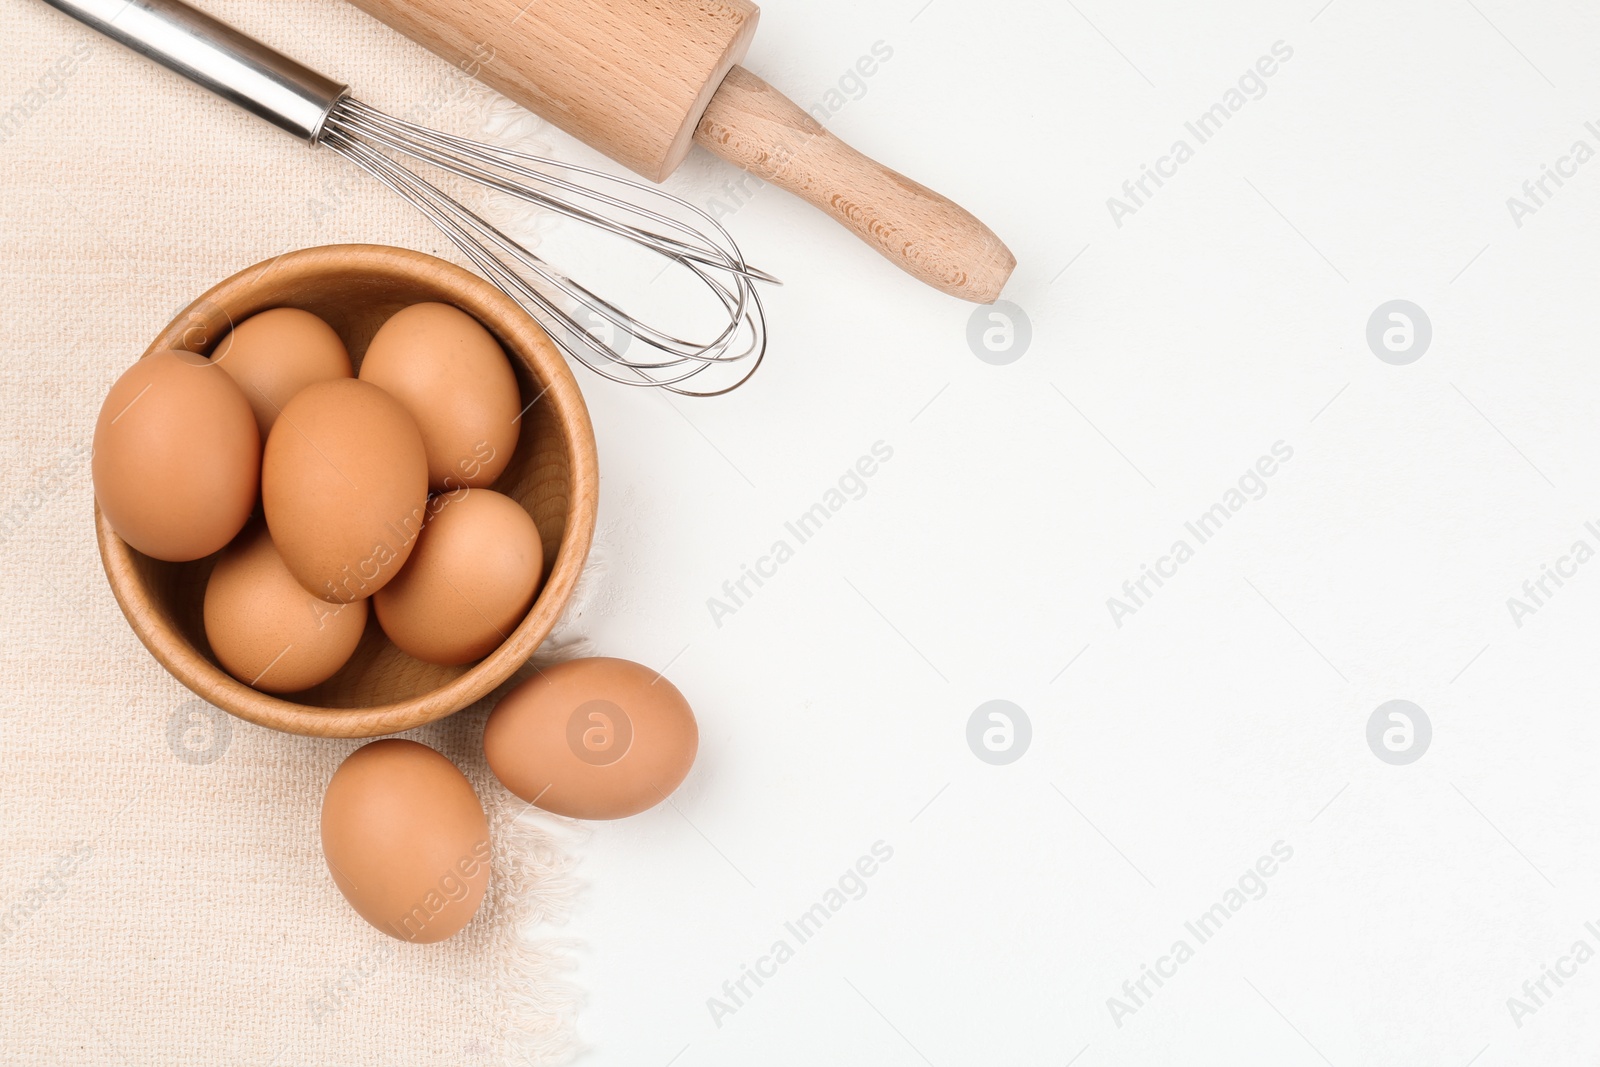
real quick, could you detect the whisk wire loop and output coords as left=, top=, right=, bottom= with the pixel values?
left=322, top=97, right=771, bottom=396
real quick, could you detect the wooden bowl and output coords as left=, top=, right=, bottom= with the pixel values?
left=96, top=245, right=598, bottom=738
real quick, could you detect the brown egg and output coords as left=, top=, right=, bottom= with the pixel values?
left=483, top=658, right=698, bottom=820
left=262, top=379, right=429, bottom=603
left=320, top=740, right=491, bottom=944
left=92, top=350, right=259, bottom=562
left=212, top=307, right=352, bottom=437
left=358, top=302, right=520, bottom=491
left=203, top=524, right=367, bottom=693
left=373, top=488, right=542, bottom=666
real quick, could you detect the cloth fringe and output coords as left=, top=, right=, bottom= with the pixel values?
left=485, top=805, right=589, bottom=1066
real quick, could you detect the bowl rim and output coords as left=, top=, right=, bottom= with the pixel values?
left=95, top=244, right=599, bottom=738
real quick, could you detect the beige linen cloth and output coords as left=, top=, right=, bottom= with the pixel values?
left=0, top=2, right=588, bottom=1063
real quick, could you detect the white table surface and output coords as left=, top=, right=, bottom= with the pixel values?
left=573, top=1, right=1600, bottom=1064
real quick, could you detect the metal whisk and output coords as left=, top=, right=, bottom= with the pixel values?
left=42, top=0, right=775, bottom=396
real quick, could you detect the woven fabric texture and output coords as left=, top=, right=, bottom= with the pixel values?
left=0, top=3, right=581, bottom=1063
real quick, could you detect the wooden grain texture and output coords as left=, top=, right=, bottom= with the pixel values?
left=96, top=245, right=599, bottom=739
left=696, top=66, right=1016, bottom=303
left=344, top=0, right=758, bottom=181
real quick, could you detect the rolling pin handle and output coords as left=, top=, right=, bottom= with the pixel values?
left=694, top=66, right=1016, bottom=304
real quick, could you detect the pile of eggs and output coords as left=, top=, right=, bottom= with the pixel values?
left=93, top=302, right=540, bottom=689
left=93, top=300, right=701, bottom=943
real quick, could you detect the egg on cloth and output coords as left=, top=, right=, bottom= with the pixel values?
left=320, top=739, right=491, bottom=943
left=373, top=488, right=543, bottom=666
left=262, top=379, right=428, bottom=603
left=358, top=302, right=521, bottom=491
left=92, top=350, right=259, bottom=561
left=211, top=307, right=352, bottom=437
left=203, top=524, right=367, bottom=693
left=483, top=658, right=699, bottom=820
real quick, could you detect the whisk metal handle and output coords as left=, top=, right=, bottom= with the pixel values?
left=37, top=0, right=348, bottom=143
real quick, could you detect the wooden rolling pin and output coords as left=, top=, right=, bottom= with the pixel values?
left=344, top=0, right=1016, bottom=303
